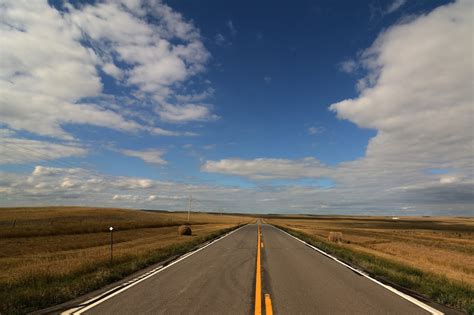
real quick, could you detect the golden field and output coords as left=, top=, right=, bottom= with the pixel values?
left=265, top=215, right=474, bottom=312
left=265, top=216, right=474, bottom=286
left=0, top=206, right=251, bottom=314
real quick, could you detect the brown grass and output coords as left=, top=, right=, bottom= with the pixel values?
left=265, top=216, right=474, bottom=286
left=0, top=206, right=252, bottom=313
left=328, top=231, right=343, bottom=243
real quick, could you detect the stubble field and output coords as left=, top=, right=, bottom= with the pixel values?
left=0, top=206, right=251, bottom=314
left=265, top=215, right=474, bottom=313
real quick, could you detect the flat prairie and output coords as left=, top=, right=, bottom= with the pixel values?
left=265, top=216, right=474, bottom=286
left=0, top=206, right=251, bottom=314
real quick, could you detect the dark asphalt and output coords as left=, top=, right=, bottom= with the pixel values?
left=261, top=224, right=429, bottom=314
left=80, top=224, right=434, bottom=315
left=84, top=225, right=256, bottom=315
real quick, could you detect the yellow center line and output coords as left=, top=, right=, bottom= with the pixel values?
left=254, top=224, right=262, bottom=315
left=265, top=294, right=273, bottom=315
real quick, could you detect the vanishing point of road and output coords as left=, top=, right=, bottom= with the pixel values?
left=63, top=222, right=443, bottom=315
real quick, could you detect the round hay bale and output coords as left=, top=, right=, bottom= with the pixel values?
left=328, top=231, right=343, bottom=243
left=178, top=225, right=192, bottom=236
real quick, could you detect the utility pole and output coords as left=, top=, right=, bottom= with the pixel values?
left=187, top=195, right=193, bottom=222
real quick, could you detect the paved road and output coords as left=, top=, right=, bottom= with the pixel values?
left=261, top=224, right=428, bottom=314
left=83, top=225, right=256, bottom=315
left=72, top=223, right=436, bottom=315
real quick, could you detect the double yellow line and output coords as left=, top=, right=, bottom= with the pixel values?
left=254, top=223, right=273, bottom=315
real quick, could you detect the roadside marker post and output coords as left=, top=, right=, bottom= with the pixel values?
left=109, top=227, right=114, bottom=264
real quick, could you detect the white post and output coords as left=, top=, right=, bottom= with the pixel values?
left=109, top=226, right=114, bottom=264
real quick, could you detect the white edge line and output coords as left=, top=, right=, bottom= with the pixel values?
left=269, top=225, right=443, bottom=315
left=62, top=224, right=248, bottom=315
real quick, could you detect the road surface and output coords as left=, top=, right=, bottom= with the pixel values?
left=66, top=223, right=438, bottom=315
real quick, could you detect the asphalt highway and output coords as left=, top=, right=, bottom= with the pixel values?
left=66, top=223, right=438, bottom=315
left=261, top=224, right=429, bottom=314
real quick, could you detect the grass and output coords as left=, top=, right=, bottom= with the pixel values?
left=265, top=216, right=474, bottom=285
left=271, top=223, right=474, bottom=314
left=0, top=207, right=252, bottom=314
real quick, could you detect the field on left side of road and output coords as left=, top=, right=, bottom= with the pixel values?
left=0, top=206, right=252, bottom=314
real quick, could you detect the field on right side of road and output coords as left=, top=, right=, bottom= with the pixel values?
left=265, top=215, right=474, bottom=313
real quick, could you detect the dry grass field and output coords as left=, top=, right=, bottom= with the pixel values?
left=265, top=215, right=474, bottom=313
left=0, top=207, right=252, bottom=314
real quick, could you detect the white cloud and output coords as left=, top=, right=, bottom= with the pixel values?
left=386, top=0, right=407, bottom=14
left=264, top=76, right=272, bottom=83
left=0, top=136, right=87, bottom=165
left=307, top=126, right=325, bottom=135
left=158, top=103, right=218, bottom=123
left=113, top=194, right=139, bottom=201
left=202, top=1, right=474, bottom=212
left=102, top=63, right=124, bottom=80
left=175, top=87, right=215, bottom=103
left=113, top=177, right=156, bottom=189
left=61, top=178, right=79, bottom=189
left=120, top=148, right=167, bottom=165
left=202, top=157, right=331, bottom=180
left=1, top=1, right=472, bottom=216
left=0, top=0, right=214, bottom=139
left=330, top=0, right=473, bottom=176
left=215, top=33, right=226, bottom=46
left=440, top=176, right=460, bottom=184
left=0, top=165, right=472, bottom=215
left=0, top=0, right=147, bottom=139
left=338, top=59, right=357, bottom=74
left=31, top=166, right=82, bottom=177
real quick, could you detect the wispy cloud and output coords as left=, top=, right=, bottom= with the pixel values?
left=307, top=126, right=325, bottom=135
left=386, top=0, right=407, bottom=14
left=157, top=103, right=219, bottom=123
left=120, top=149, right=167, bottom=165
left=0, top=133, right=87, bottom=165
left=215, top=33, right=227, bottom=46
left=202, top=157, right=331, bottom=180
left=227, top=20, right=237, bottom=36
left=338, top=59, right=358, bottom=74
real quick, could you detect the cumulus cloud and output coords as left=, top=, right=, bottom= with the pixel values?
left=202, top=0, right=474, bottom=213
left=0, top=0, right=214, bottom=140
left=1, top=1, right=472, bottom=216
left=120, top=148, right=167, bottom=165
left=330, top=0, right=473, bottom=175
left=31, top=166, right=81, bottom=177
left=0, top=165, right=472, bottom=215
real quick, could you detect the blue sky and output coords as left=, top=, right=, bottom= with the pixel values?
left=1, top=0, right=472, bottom=215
